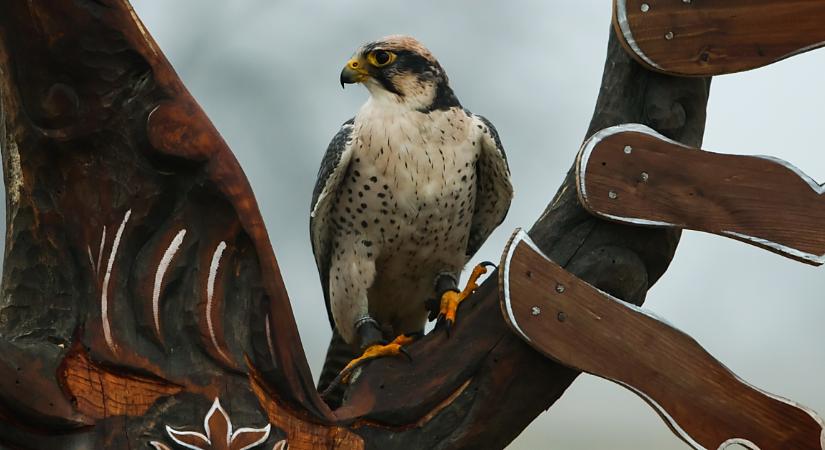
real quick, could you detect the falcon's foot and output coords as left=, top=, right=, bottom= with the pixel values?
left=320, top=334, right=415, bottom=399
left=437, top=261, right=495, bottom=334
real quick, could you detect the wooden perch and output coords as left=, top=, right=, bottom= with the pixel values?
left=500, top=229, right=825, bottom=450
left=0, top=1, right=715, bottom=449
left=614, top=0, right=825, bottom=76
left=576, top=124, right=825, bottom=265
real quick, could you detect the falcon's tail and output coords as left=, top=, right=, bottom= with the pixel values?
left=317, top=328, right=359, bottom=408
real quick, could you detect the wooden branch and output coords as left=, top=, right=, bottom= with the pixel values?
left=500, top=229, right=825, bottom=449
left=576, top=124, right=825, bottom=265
left=613, top=0, right=825, bottom=76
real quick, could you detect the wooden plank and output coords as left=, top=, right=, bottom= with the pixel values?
left=499, top=229, right=825, bottom=450
left=613, top=0, right=825, bottom=76
left=576, top=124, right=825, bottom=266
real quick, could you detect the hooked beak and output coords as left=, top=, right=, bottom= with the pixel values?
left=340, top=56, right=369, bottom=88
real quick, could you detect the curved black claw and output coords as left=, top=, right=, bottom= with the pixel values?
left=480, top=261, right=497, bottom=269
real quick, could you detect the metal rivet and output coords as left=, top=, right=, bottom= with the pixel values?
left=640, top=3, right=650, bottom=12
left=640, top=172, right=649, bottom=182
left=624, top=145, right=632, bottom=154
left=608, top=190, right=618, bottom=199
left=683, top=0, right=691, bottom=3
left=665, top=31, right=675, bottom=40
left=531, top=306, right=541, bottom=316
left=555, top=283, right=565, bottom=294
left=557, top=312, right=567, bottom=322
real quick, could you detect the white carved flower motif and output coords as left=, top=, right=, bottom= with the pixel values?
left=149, top=398, right=286, bottom=450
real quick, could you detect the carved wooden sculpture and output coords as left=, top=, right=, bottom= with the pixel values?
left=3, top=0, right=819, bottom=449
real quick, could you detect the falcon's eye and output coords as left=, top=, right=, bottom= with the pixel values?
left=368, top=50, right=396, bottom=67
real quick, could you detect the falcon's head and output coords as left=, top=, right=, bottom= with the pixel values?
left=340, top=35, right=460, bottom=111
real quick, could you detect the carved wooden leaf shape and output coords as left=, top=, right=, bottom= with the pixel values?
left=230, top=425, right=272, bottom=450
left=205, top=399, right=232, bottom=450
left=166, top=426, right=210, bottom=450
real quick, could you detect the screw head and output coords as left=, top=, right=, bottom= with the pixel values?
left=640, top=3, right=650, bottom=12
left=665, top=31, right=675, bottom=40
left=640, top=172, right=649, bottom=182
left=624, top=145, right=633, bottom=154
left=608, top=190, right=618, bottom=200
left=531, top=306, right=541, bottom=316
left=557, top=312, right=567, bottom=322
left=555, top=283, right=566, bottom=294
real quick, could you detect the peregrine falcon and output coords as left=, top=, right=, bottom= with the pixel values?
left=311, top=35, right=513, bottom=392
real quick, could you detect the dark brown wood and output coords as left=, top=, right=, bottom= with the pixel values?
left=500, top=229, right=825, bottom=450
left=613, top=0, right=825, bottom=76
left=0, top=1, right=713, bottom=449
left=576, top=124, right=825, bottom=266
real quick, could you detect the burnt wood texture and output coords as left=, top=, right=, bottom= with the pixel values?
left=614, top=0, right=825, bottom=76
left=0, top=1, right=714, bottom=450
left=500, top=230, right=825, bottom=450
left=576, top=124, right=825, bottom=266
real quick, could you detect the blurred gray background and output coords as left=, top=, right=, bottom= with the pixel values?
left=11, top=1, right=825, bottom=448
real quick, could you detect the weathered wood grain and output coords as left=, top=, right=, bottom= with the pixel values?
left=613, top=0, right=825, bottom=76
left=500, top=229, right=825, bottom=450
left=576, top=124, right=825, bottom=265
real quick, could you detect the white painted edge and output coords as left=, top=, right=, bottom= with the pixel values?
left=576, top=123, right=825, bottom=265
left=723, top=231, right=825, bottom=265
left=576, top=123, right=688, bottom=217
left=153, top=229, right=187, bottom=339
left=207, top=241, right=232, bottom=363
left=272, top=440, right=289, bottom=450
left=232, top=424, right=272, bottom=450
left=204, top=398, right=231, bottom=445
left=615, top=0, right=663, bottom=70
left=612, top=379, right=706, bottom=450
left=752, top=155, right=825, bottom=195
left=165, top=425, right=208, bottom=450
left=616, top=1, right=825, bottom=75
left=728, top=369, right=825, bottom=449
left=501, top=229, right=532, bottom=343
left=717, top=439, right=759, bottom=450
left=101, top=210, right=131, bottom=353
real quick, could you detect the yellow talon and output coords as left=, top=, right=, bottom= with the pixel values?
left=439, top=262, right=491, bottom=328
left=340, top=334, right=414, bottom=383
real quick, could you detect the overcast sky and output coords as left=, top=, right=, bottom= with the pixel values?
left=11, top=2, right=825, bottom=448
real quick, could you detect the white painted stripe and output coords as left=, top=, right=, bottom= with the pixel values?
left=501, top=229, right=532, bottom=343
left=723, top=231, right=825, bottom=265
left=717, top=439, right=759, bottom=450
left=615, top=0, right=663, bottom=70
left=207, top=241, right=232, bottom=363
left=152, top=229, right=187, bottom=339
left=96, top=226, right=107, bottom=277
left=752, top=155, right=825, bottom=195
left=576, top=123, right=688, bottom=206
left=101, top=210, right=131, bottom=353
